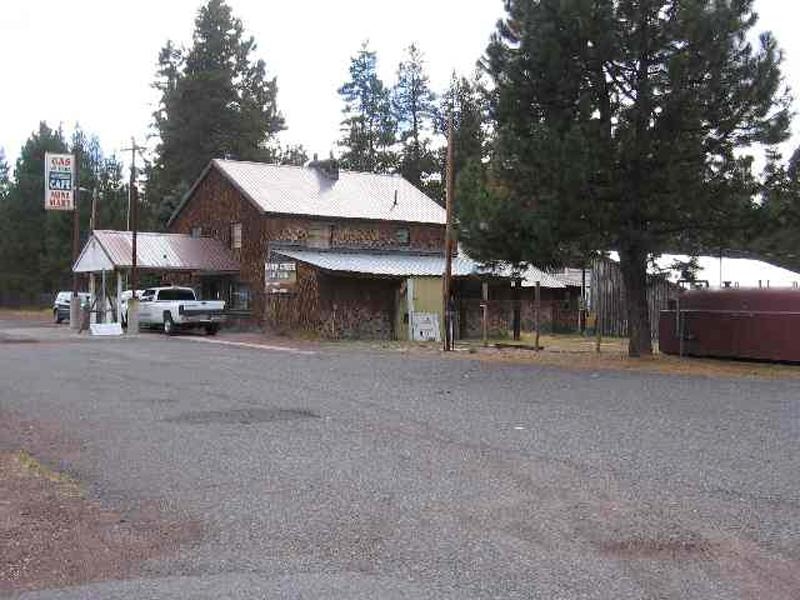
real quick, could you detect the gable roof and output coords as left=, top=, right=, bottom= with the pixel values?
left=169, top=159, right=446, bottom=227
left=73, top=230, right=239, bottom=273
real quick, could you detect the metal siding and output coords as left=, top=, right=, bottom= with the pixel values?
left=659, top=289, right=800, bottom=361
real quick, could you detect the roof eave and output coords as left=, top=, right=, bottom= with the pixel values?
left=166, top=159, right=266, bottom=228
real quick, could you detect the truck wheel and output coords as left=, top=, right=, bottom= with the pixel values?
left=205, top=323, right=219, bottom=336
left=163, top=313, right=176, bottom=336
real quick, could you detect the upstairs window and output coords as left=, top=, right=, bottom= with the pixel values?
left=307, top=223, right=332, bottom=249
left=395, top=227, right=410, bottom=245
left=230, top=222, right=242, bottom=249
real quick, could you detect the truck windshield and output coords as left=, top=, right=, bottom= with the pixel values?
left=158, top=289, right=196, bottom=301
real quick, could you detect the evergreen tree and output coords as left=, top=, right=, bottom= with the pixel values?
left=149, top=0, right=284, bottom=225
left=276, top=144, right=310, bottom=167
left=471, top=0, right=791, bottom=356
left=337, top=42, right=396, bottom=172
left=0, top=123, right=69, bottom=298
left=752, top=147, right=800, bottom=265
left=0, top=149, right=9, bottom=201
left=0, top=124, right=129, bottom=302
left=393, top=45, right=437, bottom=189
left=436, top=74, right=489, bottom=206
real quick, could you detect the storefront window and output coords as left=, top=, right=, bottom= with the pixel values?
left=229, top=282, right=251, bottom=311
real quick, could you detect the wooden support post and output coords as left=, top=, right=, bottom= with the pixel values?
left=595, top=281, right=602, bottom=353
left=116, top=271, right=123, bottom=324
left=481, top=280, right=488, bottom=347
left=534, top=280, right=541, bottom=350
left=512, top=277, right=521, bottom=341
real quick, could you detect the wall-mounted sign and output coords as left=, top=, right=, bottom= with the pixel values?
left=266, top=260, right=297, bottom=294
left=44, top=153, right=75, bottom=211
left=411, top=312, right=441, bottom=342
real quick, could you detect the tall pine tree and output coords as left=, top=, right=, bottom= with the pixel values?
left=393, top=45, right=437, bottom=189
left=470, top=0, right=791, bottom=356
left=337, top=42, right=396, bottom=173
left=149, top=0, right=284, bottom=225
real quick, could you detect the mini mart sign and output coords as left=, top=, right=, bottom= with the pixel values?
left=44, top=153, right=75, bottom=211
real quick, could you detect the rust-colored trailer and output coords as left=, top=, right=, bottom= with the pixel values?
left=659, top=288, right=800, bottom=362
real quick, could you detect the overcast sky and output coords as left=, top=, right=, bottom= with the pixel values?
left=1, top=0, right=798, bottom=172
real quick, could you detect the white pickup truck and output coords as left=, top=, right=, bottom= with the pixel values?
left=133, top=286, right=225, bottom=335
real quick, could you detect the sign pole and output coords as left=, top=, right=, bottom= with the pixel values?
left=70, top=149, right=81, bottom=329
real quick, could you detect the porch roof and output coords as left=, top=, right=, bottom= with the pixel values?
left=272, top=248, right=485, bottom=278
left=73, top=230, right=240, bottom=274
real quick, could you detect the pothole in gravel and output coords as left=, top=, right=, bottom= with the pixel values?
left=0, top=336, right=39, bottom=344
left=598, top=534, right=717, bottom=560
left=164, top=407, right=319, bottom=425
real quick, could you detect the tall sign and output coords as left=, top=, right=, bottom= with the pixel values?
left=44, top=153, right=75, bottom=211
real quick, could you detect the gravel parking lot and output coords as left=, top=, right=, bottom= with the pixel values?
left=1, top=318, right=799, bottom=599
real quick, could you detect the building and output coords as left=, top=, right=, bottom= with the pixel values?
left=168, top=158, right=511, bottom=339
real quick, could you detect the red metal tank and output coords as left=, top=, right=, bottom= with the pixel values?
left=659, top=288, right=800, bottom=362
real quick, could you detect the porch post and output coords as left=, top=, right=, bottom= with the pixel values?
left=89, top=273, right=96, bottom=324
left=116, top=270, right=123, bottom=324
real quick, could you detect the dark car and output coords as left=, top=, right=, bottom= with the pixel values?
left=53, top=291, right=90, bottom=323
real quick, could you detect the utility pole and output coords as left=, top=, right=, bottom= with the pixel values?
left=442, top=111, right=455, bottom=351
left=121, top=137, right=146, bottom=333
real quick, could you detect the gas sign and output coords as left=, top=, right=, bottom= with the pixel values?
left=44, top=153, right=75, bottom=211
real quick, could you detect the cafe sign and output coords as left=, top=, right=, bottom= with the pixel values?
left=44, top=153, right=75, bottom=211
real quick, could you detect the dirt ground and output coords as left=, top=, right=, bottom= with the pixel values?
left=349, top=333, right=800, bottom=381
left=0, top=413, right=201, bottom=594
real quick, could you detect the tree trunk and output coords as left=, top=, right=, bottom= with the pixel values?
left=619, top=247, right=652, bottom=357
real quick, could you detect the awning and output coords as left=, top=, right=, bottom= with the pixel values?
left=272, top=248, right=486, bottom=278
left=73, top=230, right=240, bottom=273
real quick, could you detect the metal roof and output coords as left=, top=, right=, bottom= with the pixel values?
left=518, top=265, right=569, bottom=289
left=73, top=230, right=239, bottom=273
left=173, top=159, right=446, bottom=226
left=273, top=248, right=484, bottom=277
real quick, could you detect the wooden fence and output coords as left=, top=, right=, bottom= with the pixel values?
left=590, top=258, right=679, bottom=341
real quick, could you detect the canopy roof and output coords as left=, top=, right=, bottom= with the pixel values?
left=73, top=230, right=239, bottom=273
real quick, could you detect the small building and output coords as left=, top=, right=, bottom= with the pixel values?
left=72, top=229, right=239, bottom=322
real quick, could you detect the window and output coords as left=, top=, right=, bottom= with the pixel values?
left=229, top=282, right=251, bottom=311
left=157, top=288, right=196, bottom=301
left=230, top=222, right=242, bottom=249
left=395, top=227, right=410, bottom=245
left=191, top=226, right=202, bottom=238
left=307, top=223, right=332, bottom=249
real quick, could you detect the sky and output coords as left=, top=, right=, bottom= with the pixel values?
left=1, top=0, right=799, bottom=173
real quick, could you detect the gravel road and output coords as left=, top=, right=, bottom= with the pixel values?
left=1, top=321, right=799, bottom=599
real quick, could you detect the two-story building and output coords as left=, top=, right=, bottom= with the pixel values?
left=167, top=158, right=484, bottom=338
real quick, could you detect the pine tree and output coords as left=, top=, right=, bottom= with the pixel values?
left=0, top=123, right=69, bottom=298
left=0, top=149, right=9, bottom=204
left=471, top=0, right=791, bottom=356
left=337, top=42, right=396, bottom=173
left=149, top=0, right=284, bottom=225
left=393, top=45, right=437, bottom=189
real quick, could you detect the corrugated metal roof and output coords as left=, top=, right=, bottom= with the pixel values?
left=273, top=248, right=483, bottom=277
left=518, top=265, right=568, bottom=289
left=74, top=230, right=239, bottom=273
left=211, top=159, right=445, bottom=224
